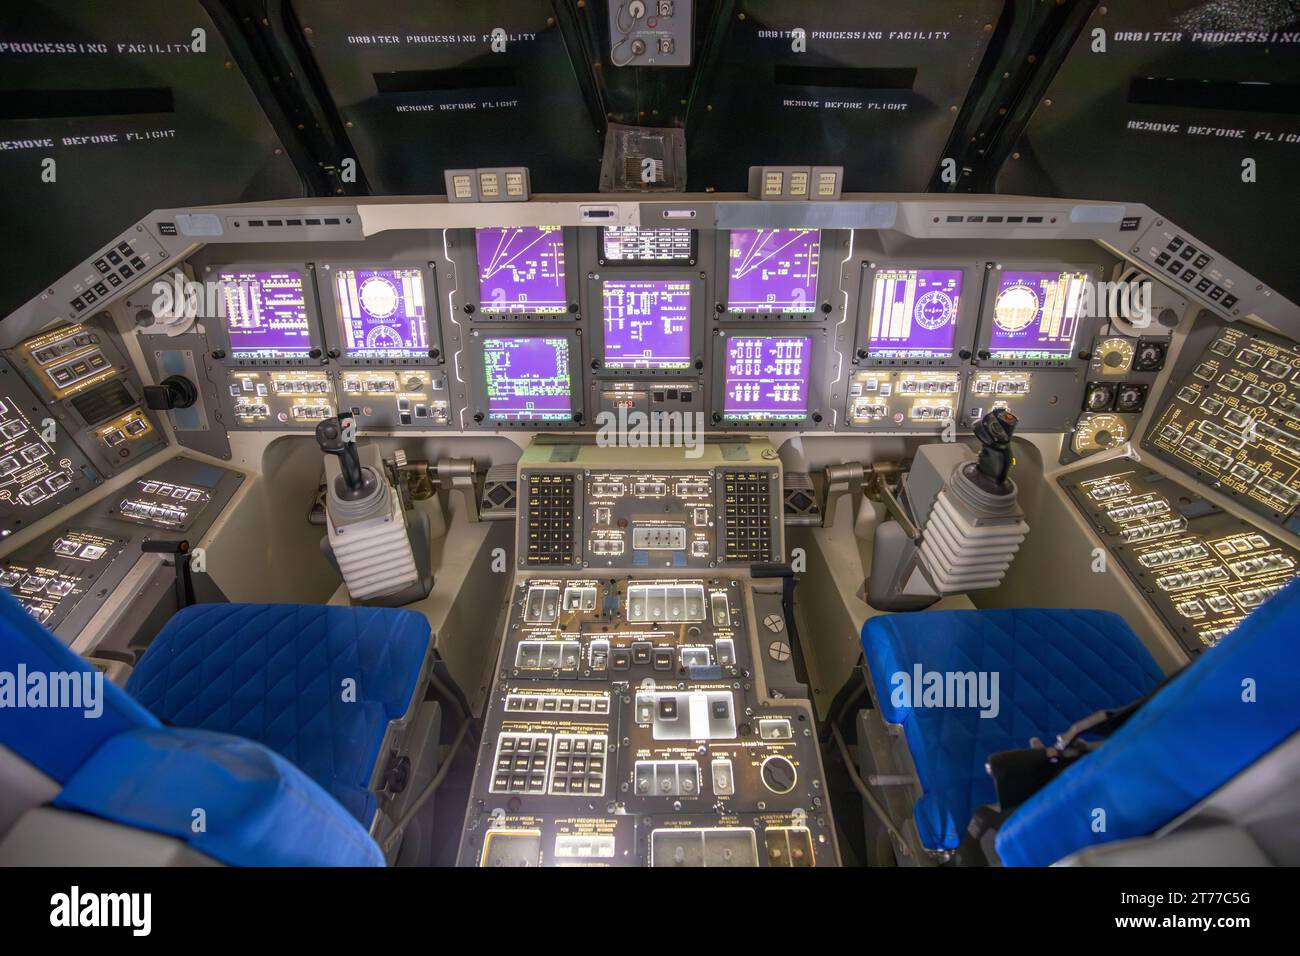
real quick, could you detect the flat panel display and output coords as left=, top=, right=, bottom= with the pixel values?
left=219, top=270, right=315, bottom=358
left=476, top=226, right=567, bottom=314
left=866, top=268, right=963, bottom=359
left=332, top=267, right=429, bottom=358
left=988, top=270, right=1088, bottom=360
left=482, top=336, right=574, bottom=422
left=721, top=335, right=812, bottom=422
left=725, top=229, right=820, bottom=314
left=600, top=226, right=695, bottom=264
left=601, top=280, right=692, bottom=371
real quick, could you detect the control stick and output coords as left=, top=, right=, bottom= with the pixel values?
left=315, top=413, right=368, bottom=500
left=971, top=409, right=1018, bottom=495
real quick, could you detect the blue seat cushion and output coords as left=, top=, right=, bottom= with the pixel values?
left=54, top=727, right=384, bottom=866
left=997, top=579, right=1300, bottom=866
left=0, top=589, right=160, bottom=784
left=126, top=604, right=431, bottom=825
left=861, top=608, right=1163, bottom=851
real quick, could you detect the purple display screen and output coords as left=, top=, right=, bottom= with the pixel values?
left=722, top=335, right=812, bottom=421
left=601, top=280, right=692, bottom=370
left=333, top=267, right=428, bottom=356
left=482, top=337, right=573, bottom=421
left=219, top=271, right=314, bottom=356
left=476, top=226, right=567, bottom=314
left=726, top=228, right=820, bottom=313
left=867, top=269, right=963, bottom=358
left=988, top=271, right=1089, bottom=359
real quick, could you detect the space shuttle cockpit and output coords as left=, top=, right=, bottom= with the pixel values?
left=0, top=0, right=1297, bottom=894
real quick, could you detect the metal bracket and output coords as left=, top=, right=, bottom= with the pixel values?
left=437, top=457, right=480, bottom=523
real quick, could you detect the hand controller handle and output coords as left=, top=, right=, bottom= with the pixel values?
left=972, top=409, right=1018, bottom=494
left=315, top=414, right=365, bottom=495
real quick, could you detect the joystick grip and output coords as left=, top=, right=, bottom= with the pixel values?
left=972, top=409, right=1018, bottom=494
left=315, top=414, right=365, bottom=495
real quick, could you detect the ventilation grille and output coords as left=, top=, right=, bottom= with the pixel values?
left=480, top=464, right=518, bottom=521
left=70, top=380, right=134, bottom=427
left=783, top=473, right=821, bottom=526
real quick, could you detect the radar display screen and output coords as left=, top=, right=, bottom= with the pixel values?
left=219, top=270, right=315, bottom=358
left=332, top=267, right=429, bottom=358
left=867, top=269, right=964, bottom=358
left=601, top=280, right=692, bottom=371
left=476, top=226, right=568, bottom=314
left=726, top=229, right=820, bottom=314
left=483, top=337, right=573, bottom=422
left=722, top=335, right=812, bottom=422
left=600, top=226, right=695, bottom=263
left=989, top=270, right=1088, bottom=359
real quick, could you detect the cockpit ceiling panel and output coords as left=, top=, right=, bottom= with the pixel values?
left=290, top=0, right=605, bottom=195
left=0, top=1, right=304, bottom=320
left=685, top=0, right=1006, bottom=192
left=996, top=0, right=1300, bottom=305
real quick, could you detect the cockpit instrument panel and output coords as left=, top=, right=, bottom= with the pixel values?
left=976, top=264, right=1103, bottom=367
left=598, top=226, right=696, bottom=265
left=207, top=264, right=326, bottom=366
left=318, top=264, right=442, bottom=366
left=716, top=334, right=813, bottom=425
left=593, top=275, right=702, bottom=375
left=474, top=333, right=581, bottom=426
left=1061, top=461, right=1300, bottom=655
left=1144, top=322, right=1300, bottom=532
left=721, top=228, right=823, bottom=317
left=856, top=264, right=977, bottom=366
left=475, top=226, right=571, bottom=316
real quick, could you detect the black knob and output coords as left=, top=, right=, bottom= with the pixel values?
left=591, top=359, right=600, bottom=370
left=856, top=348, right=868, bottom=359
left=977, top=349, right=990, bottom=360
left=572, top=412, right=583, bottom=423
left=428, top=348, right=440, bottom=359
left=144, top=375, right=199, bottom=411
left=309, top=347, right=322, bottom=359
left=694, top=359, right=704, bottom=371
left=464, top=303, right=475, bottom=314
left=712, top=412, right=722, bottom=424
left=958, top=348, right=972, bottom=360
left=821, top=303, right=832, bottom=314
left=328, top=348, right=341, bottom=359
left=473, top=411, right=484, bottom=423
left=211, top=349, right=226, bottom=360
left=714, top=303, right=724, bottom=314
left=761, top=756, right=797, bottom=794
left=568, top=303, right=579, bottom=313
left=811, top=412, right=823, bottom=424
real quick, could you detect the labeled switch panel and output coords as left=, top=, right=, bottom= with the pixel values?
left=607, top=0, right=693, bottom=67
left=1060, top=461, right=1300, bottom=654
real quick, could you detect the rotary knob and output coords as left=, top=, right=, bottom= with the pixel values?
left=760, top=755, right=797, bottom=795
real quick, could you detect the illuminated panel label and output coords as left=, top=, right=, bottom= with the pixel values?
left=333, top=268, right=428, bottom=357
left=867, top=269, right=963, bottom=358
left=476, top=226, right=567, bottom=314
left=601, top=226, right=694, bottom=263
left=117, top=478, right=213, bottom=530
left=722, top=336, right=811, bottom=422
left=601, top=280, right=691, bottom=371
left=726, top=229, right=820, bottom=314
left=0, top=398, right=77, bottom=513
left=220, top=271, right=314, bottom=357
left=989, top=271, right=1088, bottom=359
left=483, top=337, right=573, bottom=422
